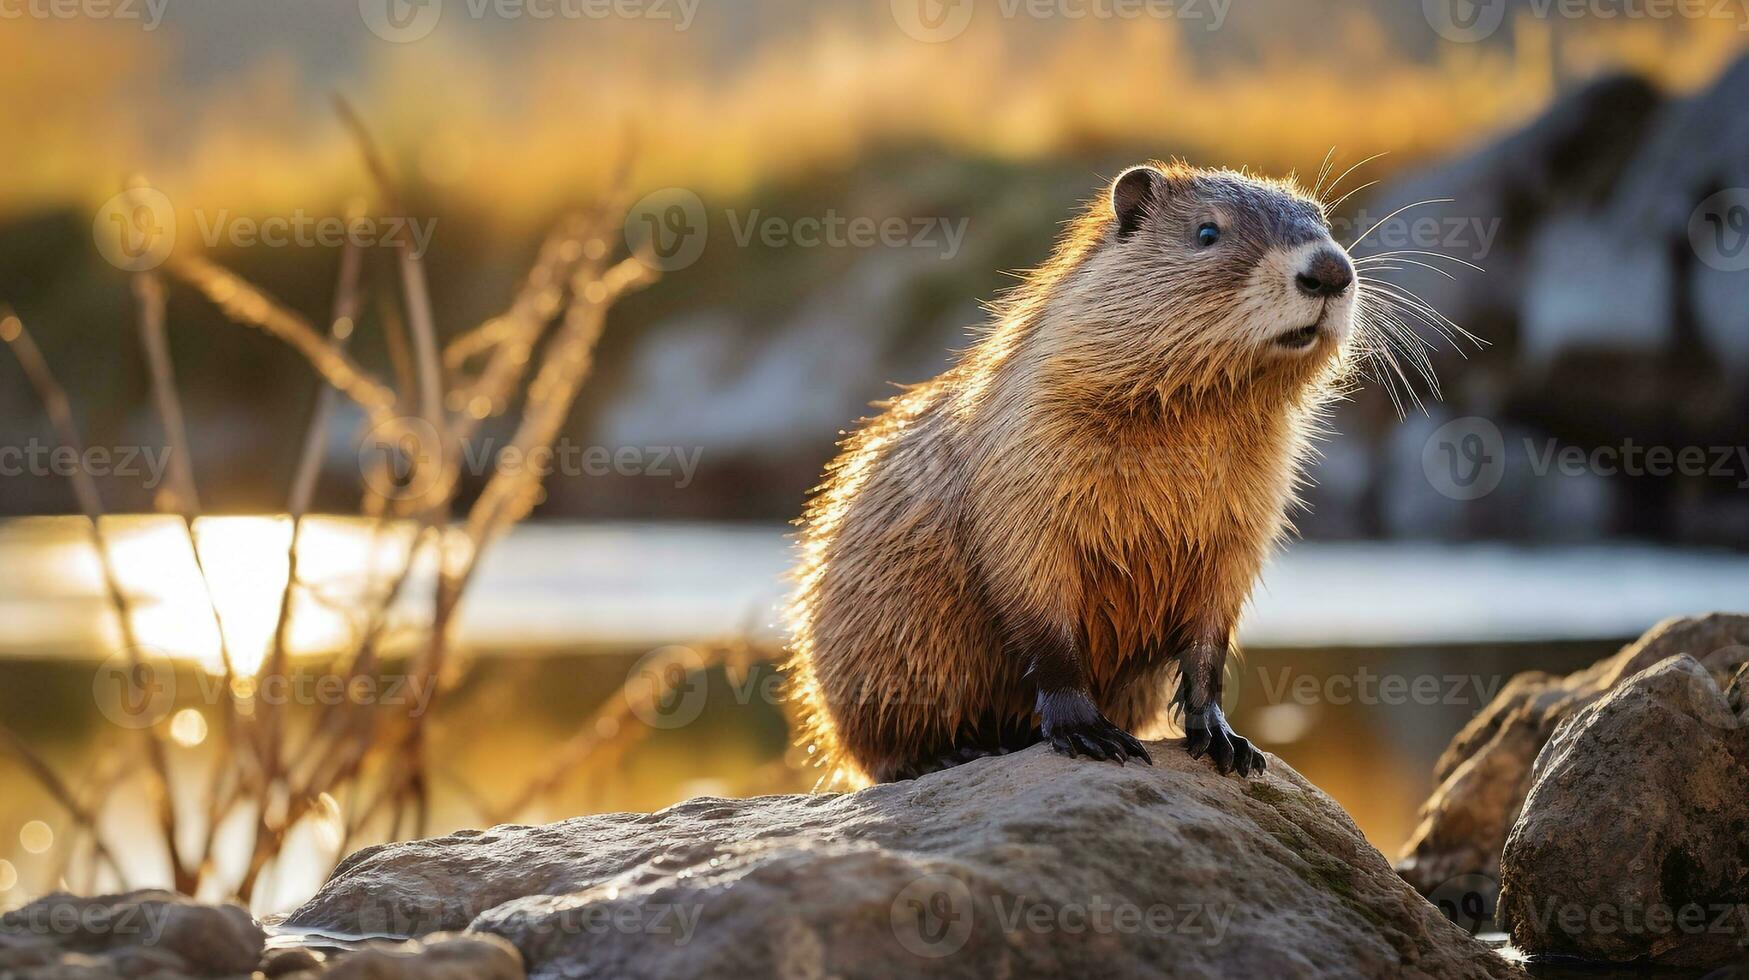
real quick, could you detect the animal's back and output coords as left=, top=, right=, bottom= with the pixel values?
left=787, top=373, right=1034, bottom=784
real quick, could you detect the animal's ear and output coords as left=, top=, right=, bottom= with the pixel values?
left=1110, top=165, right=1165, bottom=240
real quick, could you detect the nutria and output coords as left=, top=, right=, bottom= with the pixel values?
left=786, top=160, right=1369, bottom=785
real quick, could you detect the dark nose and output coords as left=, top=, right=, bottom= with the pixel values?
left=1295, top=249, right=1353, bottom=298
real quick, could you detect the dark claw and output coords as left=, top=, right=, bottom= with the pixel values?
left=1230, top=734, right=1257, bottom=777
left=1185, top=723, right=1211, bottom=759
left=1183, top=703, right=1265, bottom=778
left=1042, top=707, right=1152, bottom=767
left=1115, top=729, right=1152, bottom=764
left=1072, top=733, right=1110, bottom=760
left=1208, top=730, right=1235, bottom=774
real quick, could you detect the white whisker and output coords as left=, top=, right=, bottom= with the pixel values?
left=1322, top=151, right=1390, bottom=206
left=1352, top=248, right=1485, bottom=274
left=1347, top=199, right=1454, bottom=251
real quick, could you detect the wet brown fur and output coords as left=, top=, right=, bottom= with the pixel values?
left=785, top=161, right=1353, bottom=785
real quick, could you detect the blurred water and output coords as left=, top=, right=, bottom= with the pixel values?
left=5, top=517, right=1748, bottom=659
left=0, top=518, right=1741, bottom=922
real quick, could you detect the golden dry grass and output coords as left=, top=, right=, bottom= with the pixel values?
left=2, top=12, right=1743, bottom=227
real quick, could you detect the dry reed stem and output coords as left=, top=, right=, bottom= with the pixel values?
left=4, top=121, right=679, bottom=904
left=134, top=270, right=240, bottom=679
left=132, top=264, right=251, bottom=889
left=445, top=212, right=594, bottom=442
left=132, top=272, right=200, bottom=514
left=166, top=255, right=399, bottom=427
left=336, top=96, right=455, bottom=520
left=0, top=307, right=191, bottom=893
left=0, top=725, right=125, bottom=885
left=487, top=643, right=730, bottom=823
left=458, top=252, right=657, bottom=558
left=237, top=216, right=371, bottom=901
left=55, top=749, right=127, bottom=891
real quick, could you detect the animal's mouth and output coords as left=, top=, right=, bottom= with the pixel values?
left=1274, top=323, right=1322, bottom=349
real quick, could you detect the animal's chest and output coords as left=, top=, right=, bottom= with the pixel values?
left=1065, top=426, right=1294, bottom=649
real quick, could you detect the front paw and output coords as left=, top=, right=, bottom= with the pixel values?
left=1038, top=690, right=1152, bottom=765
left=1183, top=702, right=1266, bottom=777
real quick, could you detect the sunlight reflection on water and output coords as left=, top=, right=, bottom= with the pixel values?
left=8, top=516, right=1749, bottom=665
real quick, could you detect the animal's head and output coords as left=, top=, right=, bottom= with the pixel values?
left=1021, top=161, right=1361, bottom=408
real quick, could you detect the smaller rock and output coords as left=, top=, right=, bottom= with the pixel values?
left=260, top=947, right=326, bottom=977
left=321, top=932, right=525, bottom=980
left=1398, top=614, right=1749, bottom=894
left=0, top=890, right=265, bottom=979
left=1499, top=655, right=1749, bottom=968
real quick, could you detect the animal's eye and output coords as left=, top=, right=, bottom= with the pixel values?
left=1196, top=222, right=1221, bottom=247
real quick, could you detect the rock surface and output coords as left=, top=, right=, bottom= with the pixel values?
left=291, top=743, right=1519, bottom=980
left=0, top=890, right=264, bottom=978
left=311, top=933, right=524, bottom=980
left=0, top=892, right=523, bottom=980
left=1498, top=654, right=1749, bottom=968
left=1397, top=614, right=1749, bottom=894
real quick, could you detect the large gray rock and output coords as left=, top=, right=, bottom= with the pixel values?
left=1397, top=614, right=1749, bottom=895
left=291, top=742, right=1520, bottom=979
left=1498, top=654, right=1749, bottom=967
